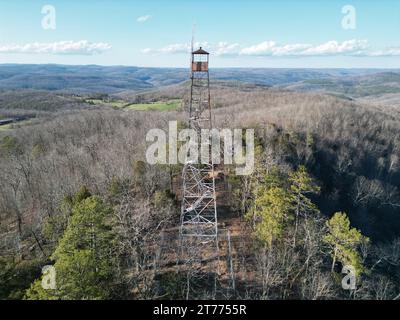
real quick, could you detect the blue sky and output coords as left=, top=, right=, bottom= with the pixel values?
left=0, top=0, right=399, bottom=67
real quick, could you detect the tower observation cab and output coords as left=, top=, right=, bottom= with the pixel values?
left=188, top=47, right=211, bottom=134
left=191, top=47, right=209, bottom=72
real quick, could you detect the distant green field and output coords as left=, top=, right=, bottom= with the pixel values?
left=0, top=124, right=13, bottom=131
left=109, top=101, right=127, bottom=108
left=84, top=98, right=181, bottom=111
left=0, top=120, right=32, bottom=131
left=85, top=99, right=127, bottom=108
left=125, top=99, right=181, bottom=111
left=86, top=99, right=104, bottom=104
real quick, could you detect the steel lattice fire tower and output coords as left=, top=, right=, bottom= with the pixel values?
left=179, top=47, right=218, bottom=265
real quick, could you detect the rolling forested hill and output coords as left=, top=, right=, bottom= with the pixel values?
left=0, top=65, right=399, bottom=300
left=1, top=64, right=398, bottom=95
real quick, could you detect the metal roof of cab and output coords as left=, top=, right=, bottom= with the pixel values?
left=192, top=47, right=209, bottom=54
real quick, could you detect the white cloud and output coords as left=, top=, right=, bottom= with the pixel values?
left=240, top=39, right=369, bottom=56
left=159, top=43, right=191, bottom=54
left=240, top=41, right=276, bottom=56
left=137, top=15, right=152, bottom=23
left=267, top=43, right=311, bottom=56
left=140, top=48, right=153, bottom=54
left=367, top=48, right=400, bottom=57
left=141, top=43, right=189, bottom=55
left=0, top=41, right=112, bottom=55
left=215, top=42, right=240, bottom=56
left=141, top=39, right=400, bottom=58
left=301, top=40, right=369, bottom=56
left=142, top=42, right=209, bottom=55
left=140, top=43, right=188, bottom=55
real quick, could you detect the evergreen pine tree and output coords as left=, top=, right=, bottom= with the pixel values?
left=26, top=195, right=116, bottom=300
left=324, top=212, right=369, bottom=275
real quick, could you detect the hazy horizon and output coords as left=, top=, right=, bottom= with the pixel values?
left=1, top=63, right=400, bottom=71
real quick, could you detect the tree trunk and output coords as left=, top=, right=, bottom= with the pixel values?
left=331, top=247, right=337, bottom=272
left=293, top=194, right=300, bottom=247
left=227, top=230, right=235, bottom=293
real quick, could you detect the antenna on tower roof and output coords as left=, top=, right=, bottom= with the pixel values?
left=191, top=23, right=196, bottom=53
left=190, top=23, right=196, bottom=73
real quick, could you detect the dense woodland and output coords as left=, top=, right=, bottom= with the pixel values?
left=0, top=81, right=399, bottom=300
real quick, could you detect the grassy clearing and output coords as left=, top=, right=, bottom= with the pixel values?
left=85, top=99, right=127, bottom=108
left=0, top=124, right=13, bottom=131
left=125, top=99, right=181, bottom=111
left=109, top=101, right=127, bottom=108
left=84, top=98, right=182, bottom=111
left=85, top=99, right=104, bottom=104
left=0, top=120, right=33, bottom=131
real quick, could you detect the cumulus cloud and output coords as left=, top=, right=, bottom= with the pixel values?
left=140, top=48, right=153, bottom=54
left=142, top=39, right=400, bottom=58
left=367, top=48, right=400, bottom=57
left=301, top=40, right=369, bottom=56
left=159, top=43, right=191, bottom=54
left=141, top=43, right=189, bottom=54
left=137, top=15, right=152, bottom=23
left=240, top=39, right=369, bottom=56
left=215, top=42, right=240, bottom=56
left=142, top=42, right=209, bottom=55
left=239, top=41, right=276, bottom=56
left=0, top=41, right=112, bottom=55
